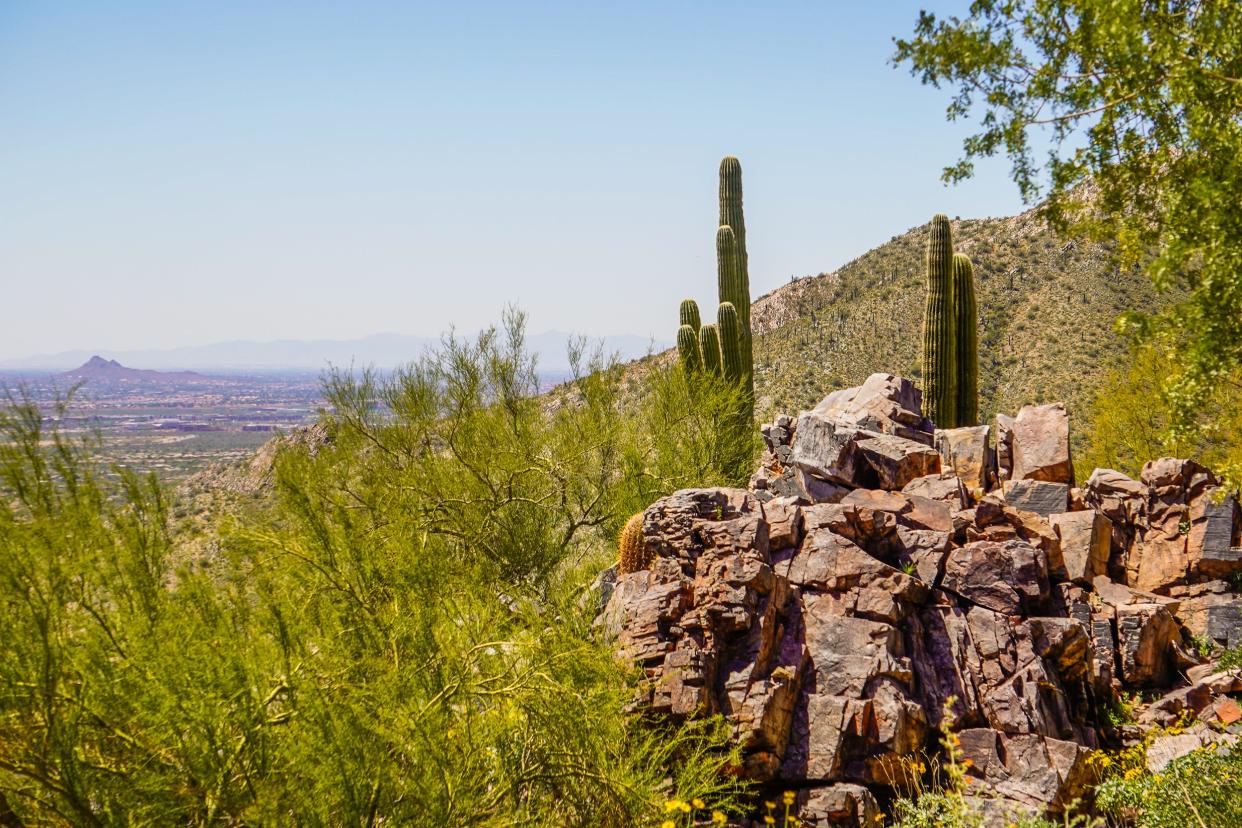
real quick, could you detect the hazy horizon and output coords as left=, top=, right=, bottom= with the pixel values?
left=1, top=1, right=1028, bottom=362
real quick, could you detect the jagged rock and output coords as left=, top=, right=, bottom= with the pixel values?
left=789, top=378, right=941, bottom=493
left=1050, top=510, right=1111, bottom=584
left=935, top=425, right=993, bottom=497
left=1096, top=581, right=1182, bottom=688
left=796, top=784, right=881, bottom=827
left=995, top=413, right=1015, bottom=484
left=902, top=472, right=968, bottom=510
left=1083, top=467, right=1147, bottom=579
left=1003, top=479, right=1069, bottom=518
left=765, top=497, right=804, bottom=551
left=1120, top=459, right=1242, bottom=593
left=957, top=729, right=1093, bottom=812
left=791, top=414, right=939, bottom=492
left=601, top=391, right=1242, bottom=821
left=853, top=432, right=942, bottom=490
left=810, top=373, right=934, bottom=444
left=941, top=540, right=1049, bottom=614
left=1010, top=403, right=1073, bottom=484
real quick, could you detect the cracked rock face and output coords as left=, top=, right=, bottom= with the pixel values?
left=605, top=376, right=1242, bottom=826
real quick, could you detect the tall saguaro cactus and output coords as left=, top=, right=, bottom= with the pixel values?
left=921, top=213, right=957, bottom=428
left=953, top=253, right=979, bottom=427
left=717, top=159, right=753, bottom=398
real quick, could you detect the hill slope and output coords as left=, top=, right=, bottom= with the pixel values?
left=748, top=206, right=1167, bottom=429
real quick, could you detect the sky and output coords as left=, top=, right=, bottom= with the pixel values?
left=0, top=1, right=1031, bottom=362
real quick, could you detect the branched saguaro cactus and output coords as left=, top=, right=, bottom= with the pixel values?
left=680, top=298, right=701, bottom=333
left=616, top=512, right=650, bottom=573
left=717, top=302, right=742, bottom=382
left=953, top=253, right=978, bottom=427
left=677, top=324, right=702, bottom=374
left=699, top=324, right=723, bottom=376
left=717, top=159, right=753, bottom=398
left=921, top=213, right=957, bottom=428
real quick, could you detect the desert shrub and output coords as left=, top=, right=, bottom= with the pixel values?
left=0, top=313, right=752, bottom=825
left=1096, top=741, right=1242, bottom=828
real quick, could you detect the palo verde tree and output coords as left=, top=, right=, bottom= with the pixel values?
left=894, top=1, right=1242, bottom=439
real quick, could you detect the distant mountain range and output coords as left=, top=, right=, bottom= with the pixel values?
left=0, top=331, right=668, bottom=375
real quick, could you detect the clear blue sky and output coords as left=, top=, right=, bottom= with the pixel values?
left=0, top=1, right=1028, bottom=360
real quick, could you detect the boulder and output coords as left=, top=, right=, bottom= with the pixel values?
left=995, top=413, right=1015, bottom=484
left=902, top=472, right=968, bottom=510
left=1124, top=460, right=1242, bottom=593
left=852, top=432, right=942, bottom=490
left=941, top=540, right=1050, bottom=614
left=1049, top=510, right=1111, bottom=584
left=957, top=729, right=1093, bottom=812
left=1003, top=479, right=1069, bottom=518
left=935, top=425, right=994, bottom=497
left=810, top=372, right=934, bottom=444
left=796, top=784, right=882, bottom=827
left=1010, top=403, right=1073, bottom=484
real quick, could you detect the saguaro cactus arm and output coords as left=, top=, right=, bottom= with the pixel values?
left=717, top=302, right=742, bottom=383
left=680, top=298, right=702, bottom=333
left=677, top=324, right=702, bottom=374
left=699, top=324, right=723, bottom=376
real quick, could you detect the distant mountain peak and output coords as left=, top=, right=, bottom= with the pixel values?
left=60, top=356, right=206, bottom=383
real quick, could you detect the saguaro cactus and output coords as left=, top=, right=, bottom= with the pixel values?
left=921, top=213, right=957, bottom=428
left=717, top=302, right=742, bottom=382
left=677, top=324, right=702, bottom=374
left=680, top=298, right=702, bottom=333
left=717, top=159, right=753, bottom=397
left=699, top=324, right=723, bottom=376
left=953, top=253, right=979, bottom=427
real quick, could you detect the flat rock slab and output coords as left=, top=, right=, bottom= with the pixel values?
left=1004, top=479, right=1069, bottom=517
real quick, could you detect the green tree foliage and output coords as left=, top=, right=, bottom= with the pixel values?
left=894, top=1, right=1242, bottom=437
left=0, top=311, right=754, bottom=825
left=1083, top=342, right=1242, bottom=485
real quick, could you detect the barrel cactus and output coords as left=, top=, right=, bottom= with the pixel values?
left=616, top=512, right=650, bottom=573
left=953, top=253, right=978, bottom=427
left=921, top=213, right=957, bottom=428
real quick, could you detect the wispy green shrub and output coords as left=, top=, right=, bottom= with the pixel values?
left=0, top=311, right=751, bottom=826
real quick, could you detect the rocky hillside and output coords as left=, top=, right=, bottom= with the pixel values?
left=600, top=374, right=1242, bottom=826
left=748, top=207, right=1167, bottom=430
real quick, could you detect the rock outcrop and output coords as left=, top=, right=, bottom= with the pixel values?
left=606, top=374, right=1242, bottom=826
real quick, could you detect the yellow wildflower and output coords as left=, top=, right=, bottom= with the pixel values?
left=664, top=800, right=682, bottom=813
left=712, top=812, right=727, bottom=825
left=763, top=818, right=775, bottom=826
left=783, top=790, right=796, bottom=806
left=692, top=798, right=706, bottom=809
left=678, top=802, right=692, bottom=814
left=764, top=800, right=776, bottom=810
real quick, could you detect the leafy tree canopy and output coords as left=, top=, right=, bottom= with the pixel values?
left=894, top=1, right=1242, bottom=438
